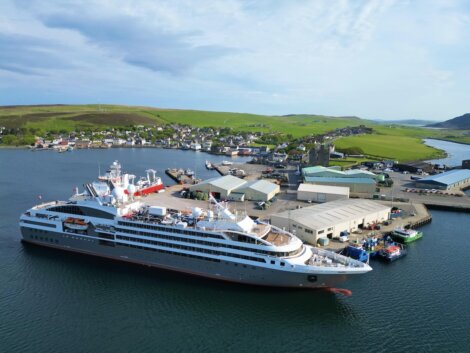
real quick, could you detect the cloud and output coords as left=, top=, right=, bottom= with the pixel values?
left=0, top=0, right=469, bottom=119
left=37, top=7, right=235, bottom=74
left=0, top=33, right=72, bottom=75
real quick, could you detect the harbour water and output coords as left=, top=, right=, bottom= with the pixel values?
left=1, top=148, right=470, bottom=352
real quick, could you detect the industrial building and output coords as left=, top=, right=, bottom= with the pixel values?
left=415, top=169, right=470, bottom=190
left=189, top=175, right=279, bottom=201
left=271, top=199, right=391, bottom=244
left=297, top=183, right=349, bottom=203
left=303, top=176, right=377, bottom=195
left=302, top=166, right=377, bottom=179
left=233, top=180, right=280, bottom=201
left=189, top=175, right=246, bottom=200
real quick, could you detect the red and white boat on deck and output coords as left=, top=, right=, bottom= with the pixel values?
left=99, top=160, right=163, bottom=196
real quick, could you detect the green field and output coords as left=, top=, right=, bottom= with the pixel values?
left=0, top=105, right=366, bottom=137
left=334, top=134, right=444, bottom=162
left=0, top=104, right=467, bottom=162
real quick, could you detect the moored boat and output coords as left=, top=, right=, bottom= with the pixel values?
left=205, top=160, right=214, bottom=170
left=390, top=227, right=423, bottom=244
left=221, top=160, right=233, bottom=166
left=343, top=243, right=369, bottom=263
left=19, top=180, right=372, bottom=289
left=99, top=161, right=163, bottom=196
left=378, top=244, right=407, bottom=262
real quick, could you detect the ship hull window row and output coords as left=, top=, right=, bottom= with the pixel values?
left=116, top=235, right=266, bottom=263
left=115, top=226, right=303, bottom=258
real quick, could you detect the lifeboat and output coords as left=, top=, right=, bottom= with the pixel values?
left=64, top=217, right=89, bottom=231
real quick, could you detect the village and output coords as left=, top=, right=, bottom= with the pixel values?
left=2, top=123, right=373, bottom=161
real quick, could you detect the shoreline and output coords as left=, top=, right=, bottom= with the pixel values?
left=1, top=138, right=466, bottom=166
left=423, top=137, right=470, bottom=146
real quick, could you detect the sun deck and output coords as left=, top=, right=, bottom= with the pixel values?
left=263, top=231, right=292, bottom=246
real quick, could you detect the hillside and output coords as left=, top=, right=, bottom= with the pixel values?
left=427, top=113, right=470, bottom=129
left=1, top=104, right=469, bottom=161
left=0, top=104, right=367, bottom=137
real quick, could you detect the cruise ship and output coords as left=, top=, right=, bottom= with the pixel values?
left=19, top=181, right=372, bottom=288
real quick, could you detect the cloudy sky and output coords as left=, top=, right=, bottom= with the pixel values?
left=1, top=0, right=469, bottom=120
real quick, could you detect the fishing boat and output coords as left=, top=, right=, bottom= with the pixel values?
left=377, top=244, right=407, bottom=262
left=99, top=161, right=163, bottom=196
left=185, top=169, right=195, bottom=177
left=390, top=227, right=423, bottom=244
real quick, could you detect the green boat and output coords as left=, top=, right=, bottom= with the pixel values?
left=390, top=228, right=423, bottom=243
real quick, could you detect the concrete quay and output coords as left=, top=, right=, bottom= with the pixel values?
left=165, top=168, right=200, bottom=185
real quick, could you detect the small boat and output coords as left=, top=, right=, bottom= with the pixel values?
left=390, top=227, right=423, bottom=244
left=205, top=160, right=214, bottom=170
left=185, top=168, right=195, bottom=176
left=378, top=245, right=407, bottom=262
left=64, top=217, right=89, bottom=231
left=222, top=160, right=233, bottom=166
left=343, top=243, right=369, bottom=263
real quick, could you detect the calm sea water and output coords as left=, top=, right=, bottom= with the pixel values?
left=1, top=148, right=470, bottom=353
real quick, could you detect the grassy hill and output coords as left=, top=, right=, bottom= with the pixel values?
left=1, top=104, right=468, bottom=162
left=0, top=105, right=367, bottom=137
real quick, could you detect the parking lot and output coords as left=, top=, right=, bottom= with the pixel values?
left=377, top=171, right=470, bottom=207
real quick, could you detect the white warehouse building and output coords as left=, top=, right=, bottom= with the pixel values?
left=189, top=175, right=279, bottom=201
left=233, top=180, right=280, bottom=202
left=297, top=183, right=349, bottom=203
left=270, top=199, right=391, bottom=244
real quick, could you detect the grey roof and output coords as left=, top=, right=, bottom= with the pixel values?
left=191, top=175, right=246, bottom=191
left=297, top=183, right=349, bottom=195
left=304, top=177, right=376, bottom=184
left=416, top=169, right=470, bottom=186
left=271, top=199, right=391, bottom=230
left=235, top=180, right=279, bottom=194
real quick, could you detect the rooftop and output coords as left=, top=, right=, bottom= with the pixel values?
left=235, top=180, right=279, bottom=194
left=271, top=199, right=391, bottom=230
left=297, top=183, right=349, bottom=195
left=191, top=175, right=247, bottom=191
left=304, top=176, right=376, bottom=184
left=302, top=166, right=376, bottom=178
left=417, top=169, right=470, bottom=186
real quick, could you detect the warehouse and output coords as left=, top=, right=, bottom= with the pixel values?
left=415, top=169, right=470, bottom=190
left=303, top=176, right=377, bottom=195
left=302, top=166, right=376, bottom=179
left=189, top=175, right=247, bottom=200
left=297, top=183, right=349, bottom=203
left=189, top=175, right=279, bottom=201
left=271, top=199, right=391, bottom=244
left=234, top=180, right=280, bottom=201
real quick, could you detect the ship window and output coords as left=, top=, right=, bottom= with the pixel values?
left=270, top=260, right=275, bottom=265
left=280, top=262, right=285, bottom=267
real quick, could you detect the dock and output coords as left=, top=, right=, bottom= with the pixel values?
left=165, top=168, right=200, bottom=185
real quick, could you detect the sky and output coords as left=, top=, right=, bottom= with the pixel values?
left=0, top=0, right=469, bottom=120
